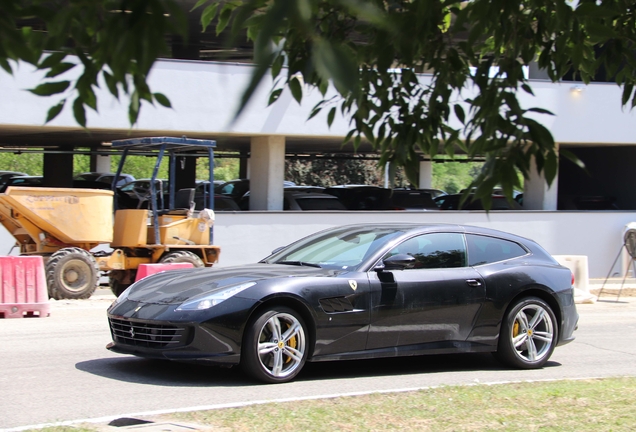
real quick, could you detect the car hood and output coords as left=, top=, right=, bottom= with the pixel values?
left=126, top=263, right=341, bottom=305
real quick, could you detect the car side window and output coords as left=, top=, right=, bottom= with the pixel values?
left=466, top=234, right=528, bottom=266
left=387, top=233, right=467, bottom=269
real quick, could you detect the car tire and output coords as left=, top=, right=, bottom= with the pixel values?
left=242, top=306, right=308, bottom=384
left=159, top=251, right=204, bottom=267
left=495, top=297, right=558, bottom=369
left=46, top=247, right=99, bottom=300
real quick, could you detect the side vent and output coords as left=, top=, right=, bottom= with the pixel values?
left=319, top=297, right=354, bottom=313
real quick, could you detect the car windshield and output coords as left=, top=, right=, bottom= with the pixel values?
left=262, top=226, right=404, bottom=270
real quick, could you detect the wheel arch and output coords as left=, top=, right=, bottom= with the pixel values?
left=241, top=294, right=317, bottom=360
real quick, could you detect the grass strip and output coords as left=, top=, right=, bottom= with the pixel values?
left=34, top=377, right=636, bottom=432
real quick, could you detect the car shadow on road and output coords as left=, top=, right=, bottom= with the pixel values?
left=75, top=357, right=252, bottom=387
left=76, top=353, right=562, bottom=387
left=298, top=353, right=562, bottom=382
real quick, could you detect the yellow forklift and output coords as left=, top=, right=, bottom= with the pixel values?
left=0, top=137, right=221, bottom=299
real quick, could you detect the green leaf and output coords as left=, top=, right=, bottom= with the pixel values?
left=622, top=83, right=633, bottom=106
left=268, top=88, right=283, bottom=106
left=28, top=81, right=70, bottom=96
left=312, top=38, right=358, bottom=97
left=103, top=71, right=119, bottom=99
left=45, top=62, right=76, bottom=78
left=526, top=107, right=554, bottom=116
left=289, top=76, right=303, bottom=103
left=38, top=52, right=66, bottom=70
left=72, top=97, right=86, bottom=128
left=153, top=93, right=171, bottom=108
left=544, top=151, right=558, bottom=185
left=521, top=84, right=534, bottom=96
left=129, top=91, right=140, bottom=125
left=45, top=99, right=65, bottom=124
left=454, top=104, right=465, bottom=124
left=201, top=3, right=219, bottom=32
left=0, top=58, right=13, bottom=74
left=271, top=54, right=284, bottom=79
left=216, top=4, right=233, bottom=35
left=191, top=0, right=209, bottom=12
left=327, top=107, right=336, bottom=127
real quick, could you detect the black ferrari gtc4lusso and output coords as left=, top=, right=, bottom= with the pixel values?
left=107, top=223, right=579, bottom=383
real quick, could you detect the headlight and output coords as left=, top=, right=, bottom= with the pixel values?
left=176, top=282, right=256, bottom=311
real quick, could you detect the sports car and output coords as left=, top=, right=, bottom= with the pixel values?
left=106, top=223, right=578, bottom=383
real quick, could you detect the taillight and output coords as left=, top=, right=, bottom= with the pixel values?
left=571, top=271, right=575, bottom=287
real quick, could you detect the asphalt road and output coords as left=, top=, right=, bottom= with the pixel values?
left=1, top=292, right=635, bottom=430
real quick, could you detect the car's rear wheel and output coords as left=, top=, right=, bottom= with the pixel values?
left=242, top=306, right=308, bottom=383
left=495, top=297, right=558, bottom=369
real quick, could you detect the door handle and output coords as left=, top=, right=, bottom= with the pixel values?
left=466, top=279, right=482, bottom=287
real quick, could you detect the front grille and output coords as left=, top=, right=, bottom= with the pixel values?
left=109, top=318, right=189, bottom=349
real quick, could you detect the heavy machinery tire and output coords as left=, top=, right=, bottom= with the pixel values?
left=109, top=269, right=137, bottom=297
left=158, top=250, right=204, bottom=267
left=46, top=247, right=99, bottom=300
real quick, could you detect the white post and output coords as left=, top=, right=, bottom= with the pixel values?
left=419, top=160, right=433, bottom=189
left=249, top=136, right=285, bottom=210
left=523, top=150, right=559, bottom=210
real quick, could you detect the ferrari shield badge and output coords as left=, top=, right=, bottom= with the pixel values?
left=349, top=280, right=357, bottom=291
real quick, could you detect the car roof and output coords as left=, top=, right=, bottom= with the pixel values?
left=326, top=222, right=534, bottom=243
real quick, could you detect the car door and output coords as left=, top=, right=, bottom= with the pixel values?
left=366, top=232, right=486, bottom=350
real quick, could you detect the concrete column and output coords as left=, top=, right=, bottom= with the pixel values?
left=419, top=160, right=433, bottom=189
left=249, top=136, right=285, bottom=210
left=523, top=151, right=559, bottom=210
left=94, top=154, right=111, bottom=173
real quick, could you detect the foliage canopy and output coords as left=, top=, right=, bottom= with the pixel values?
left=3, top=0, right=636, bottom=205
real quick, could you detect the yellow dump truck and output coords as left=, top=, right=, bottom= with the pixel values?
left=0, top=137, right=221, bottom=299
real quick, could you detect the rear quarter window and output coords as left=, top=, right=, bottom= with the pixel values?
left=467, top=234, right=528, bottom=266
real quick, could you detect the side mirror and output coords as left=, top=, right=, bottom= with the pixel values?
left=375, top=254, right=416, bottom=271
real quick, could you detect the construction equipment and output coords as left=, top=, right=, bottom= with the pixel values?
left=0, top=137, right=221, bottom=299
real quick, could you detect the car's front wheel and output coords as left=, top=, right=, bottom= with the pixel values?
left=242, top=306, right=308, bottom=383
left=495, top=297, right=558, bottom=369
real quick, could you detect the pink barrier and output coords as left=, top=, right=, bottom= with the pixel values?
left=135, top=263, right=194, bottom=282
left=0, top=256, right=50, bottom=318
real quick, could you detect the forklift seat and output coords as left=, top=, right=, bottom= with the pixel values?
left=159, top=188, right=195, bottom=216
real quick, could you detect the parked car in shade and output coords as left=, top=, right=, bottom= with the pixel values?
left=394, top=187, right=447, bottom=198
left=215, top=179, right=296, bottom=204
left=74, top=172, right=135, bottom=187
left=284, top=191, right=347, bottom=210
left=0, top=171, right=28, bottom=189
left=237, top=187, right=345, bottom=211
left=0, top=175, right=44, bottom=192
left=119, top=179, right=167, bottom=209
left=106, top=223, right=578, bottom=383
left=194, top=181, right=242, bottom=211
left=438, top=194, right=522, bottom=210
left=324, top=185, right=393, bottom=210
left=390, top=189, right=440, bottom=210
left=557, top=195, right=620, bottom=210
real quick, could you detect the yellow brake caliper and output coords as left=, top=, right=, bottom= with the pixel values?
left=513, top=320, right=520, bottom=338
left=285, top=323, right=297, bottom=364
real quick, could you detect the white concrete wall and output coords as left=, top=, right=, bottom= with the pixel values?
left=211, top=211, right=636, bottom=279
left=1, top=59, right=635, bottom=144
left=2, top=210, right=634, bottom=278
